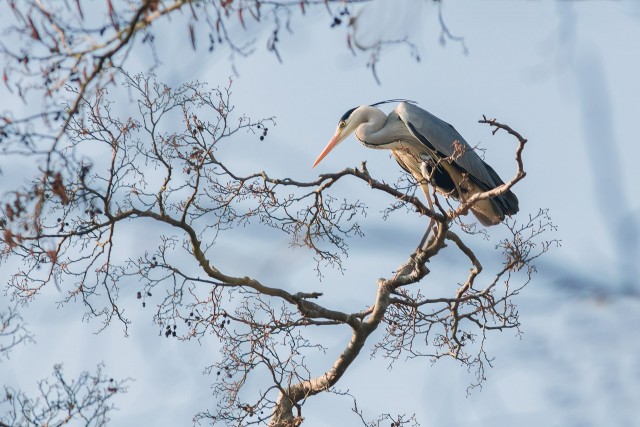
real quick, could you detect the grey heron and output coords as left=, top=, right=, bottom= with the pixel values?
left=312, top=101, right=519, bottom=227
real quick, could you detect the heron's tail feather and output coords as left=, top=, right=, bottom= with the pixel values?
left=470, top=199, right=503, bottom=226
left=482, top=162, right=519, bottom=216
left=496, top=189, right=519, bottom=216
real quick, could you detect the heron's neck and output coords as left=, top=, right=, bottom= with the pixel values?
left=354, top=107, right=388, bottom=143
left=354, top=107, right=411, bottom=148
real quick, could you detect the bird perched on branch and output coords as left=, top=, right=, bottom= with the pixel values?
left=312, top=100, right=518, bottom=227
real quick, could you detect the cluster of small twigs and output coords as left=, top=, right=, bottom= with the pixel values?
left=0, top=306, right=33, bottom=360
left=0, top=364, right=128, bottom=427
left=351, top=392, right=420, bottom=427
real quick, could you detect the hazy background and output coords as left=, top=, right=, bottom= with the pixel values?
left=1, top=1, right=639, bottom=426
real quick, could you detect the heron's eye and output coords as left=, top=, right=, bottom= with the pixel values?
left=339, top=121, right=346, bottom=128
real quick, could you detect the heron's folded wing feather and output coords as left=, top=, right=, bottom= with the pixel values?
left=395, top=102, right=501, bottom=191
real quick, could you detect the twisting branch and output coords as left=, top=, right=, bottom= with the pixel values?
left=479, top=115, right=528, bottom=176
left=449, top=116, right=527, bottom=222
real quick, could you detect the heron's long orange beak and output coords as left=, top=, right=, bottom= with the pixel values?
left=312, top=132, right=343, bottom=168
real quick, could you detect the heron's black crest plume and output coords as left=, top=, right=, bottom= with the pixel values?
left=340, top=107, right=357, bottom=122
left=370, top=99, right=417, bottom=107
left=342, top=100, right=416, bottom=122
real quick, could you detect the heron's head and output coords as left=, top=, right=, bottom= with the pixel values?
left=312, top=106, right=361, bottom=168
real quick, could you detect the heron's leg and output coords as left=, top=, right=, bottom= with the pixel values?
left=418, top=161, right=437, bottom=250
left=418, top=186, right=436, bottom=250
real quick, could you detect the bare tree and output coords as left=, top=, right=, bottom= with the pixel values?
left=0, top=68, right=556, bottom=425
left=0, top=364, right=129, bottom=427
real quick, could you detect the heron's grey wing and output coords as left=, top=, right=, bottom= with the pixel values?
left=395, top=102, right=501, bottom=190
